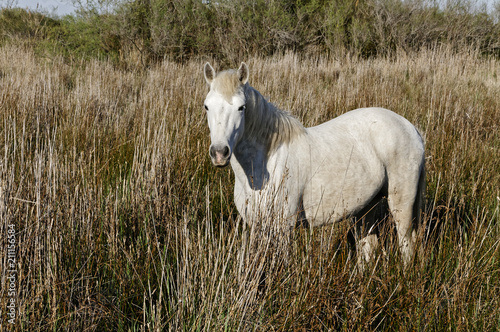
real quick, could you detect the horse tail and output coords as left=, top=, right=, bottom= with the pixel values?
left=412, top=158, right=426, bottom=242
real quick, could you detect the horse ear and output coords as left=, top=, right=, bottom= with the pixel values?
left=237, top=62, right=249, bottom=84
left=204, top=62, right=215, bottom=85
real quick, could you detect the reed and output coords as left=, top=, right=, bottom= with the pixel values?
left=0, top=45, right=499, bottom=331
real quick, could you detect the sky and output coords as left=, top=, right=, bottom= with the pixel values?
left=3, top=0, right=499, bottom=16
left=3, top=0, right=78, bottom=15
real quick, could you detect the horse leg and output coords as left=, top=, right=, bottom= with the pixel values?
left=387, top=171, right=422, bottom=266
left=354, top=196, right=385, bottom=271
left=245, top=187, right=299, bottom=294
left=357, top=234, right=379, bottom=270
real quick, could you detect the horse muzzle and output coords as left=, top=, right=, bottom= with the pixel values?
left=209, top=144, right=231, bottom=167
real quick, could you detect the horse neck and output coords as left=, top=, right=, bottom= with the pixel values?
left=242, top=85, right=305, bottom=155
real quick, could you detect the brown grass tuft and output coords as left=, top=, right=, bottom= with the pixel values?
left=0, top=45, right=499, bottom=330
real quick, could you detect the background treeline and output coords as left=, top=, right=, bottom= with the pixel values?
left=1, top=0, right=499, bottom=65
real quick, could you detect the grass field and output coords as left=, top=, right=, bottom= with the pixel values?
left=0, top=44, right=499, bottom=331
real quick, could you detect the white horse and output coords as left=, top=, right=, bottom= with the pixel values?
left=203, top=62, right=425, bottom=265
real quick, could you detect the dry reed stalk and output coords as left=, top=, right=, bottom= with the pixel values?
left=0, top=45, right=498, bottom=331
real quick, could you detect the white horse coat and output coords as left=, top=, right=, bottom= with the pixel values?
left=203, top=62, right=425, bottom=264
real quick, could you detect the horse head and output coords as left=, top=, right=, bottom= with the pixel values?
left=203, top=62, right=249, bottom=167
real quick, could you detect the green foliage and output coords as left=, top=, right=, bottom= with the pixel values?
left=41, top=14, right=121, bottom=62
left=2, top=0, right=500, bottom=64
left=0, top=7, right=59, bottom=42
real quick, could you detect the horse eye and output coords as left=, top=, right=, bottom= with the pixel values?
left=204, top=105, right=209, bottom=111
left=238, top=105, right=246, bottom=112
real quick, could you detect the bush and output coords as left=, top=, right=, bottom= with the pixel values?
left=1, top=0, right=499, bottom=63
left=0, top=7, right=59, bottom=43
left=40, top=14, right=121, bottom=62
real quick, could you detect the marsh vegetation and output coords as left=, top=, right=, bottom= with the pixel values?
left=0, top=0, right=500, bottom=330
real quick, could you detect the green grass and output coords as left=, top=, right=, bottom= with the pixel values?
left=0, top=45, right=499, bottom=331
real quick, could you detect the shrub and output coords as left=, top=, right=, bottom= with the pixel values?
left=41, top=14, right=121, bottom=62
left=1, top=0, right=499, bottom=64
left=0, top=7, right=59, bottom=43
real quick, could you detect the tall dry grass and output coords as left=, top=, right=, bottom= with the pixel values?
left=0, top=45, right=499, bottom=331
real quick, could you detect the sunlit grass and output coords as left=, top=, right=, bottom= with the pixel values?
left=0, top=45, right=499, bottom=330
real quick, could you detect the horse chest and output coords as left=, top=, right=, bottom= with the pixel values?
left=231, top=144, right=299, bottom=221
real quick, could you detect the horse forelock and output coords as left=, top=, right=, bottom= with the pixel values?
left=211, top=70, right=243, bottom=104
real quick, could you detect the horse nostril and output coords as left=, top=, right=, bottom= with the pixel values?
left=210, top=145, right=230, bottom=160
left=222, top=146, right=230, bottom=157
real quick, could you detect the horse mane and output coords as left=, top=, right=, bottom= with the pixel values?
left=244, top=85, right=306, bottom=153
